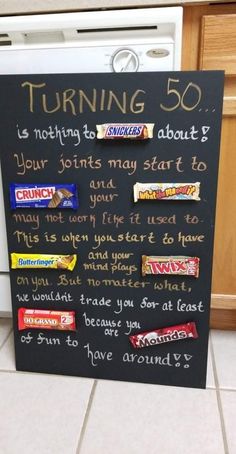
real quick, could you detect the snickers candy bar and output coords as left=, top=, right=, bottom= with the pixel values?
left=96, top=123, right=154, bottom=139
left=18, top=308, right=76, bottom=331
left=129, top=322, right=198, bottom=349
left=11, top=253, right=77, bottom=271
left=133, top=182, right=200, bottom=202
left=142, top=256, right=200, bottom=278
left=10, top=183, right=78, bottom=209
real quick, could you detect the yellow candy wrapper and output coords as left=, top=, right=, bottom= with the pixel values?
left=11, top=253, right=77, bottom=271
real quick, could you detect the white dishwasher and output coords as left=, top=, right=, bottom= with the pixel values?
left=0, top=6, right=182, bottom=315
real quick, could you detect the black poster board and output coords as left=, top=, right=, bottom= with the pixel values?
left=0, top=72, right=224, bottom=388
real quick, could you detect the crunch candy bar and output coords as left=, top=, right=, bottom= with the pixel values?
left=10, top=183, right=78, bottom=209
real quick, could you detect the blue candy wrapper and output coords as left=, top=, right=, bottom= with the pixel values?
left=10, top=184, right=79, bottom=209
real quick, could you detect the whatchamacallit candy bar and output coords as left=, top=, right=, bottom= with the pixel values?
left=142, top=256, right=200, bottom=278
left=11, top=253, right=77, bottom=271
left=10, top=183, right=78, bottom=209
left=96, top=123, right=154, bottom=139
left=18, top=308, right=76, bottom=331
left=129, top=322, right=198, bottom=349
left=133, top=182, right=200, bottom=202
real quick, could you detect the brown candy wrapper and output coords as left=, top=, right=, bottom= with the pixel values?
left=142, top=256, right=200, bottom=278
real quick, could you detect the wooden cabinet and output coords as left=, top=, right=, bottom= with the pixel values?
left=200, top=14, right=236, bottom=75
left=199, top=14, right=236, bottom=115
left=182, top=4, right=236, bottom=329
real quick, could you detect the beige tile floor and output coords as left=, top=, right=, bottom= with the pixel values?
left=0, top=318, right=235, bottom=454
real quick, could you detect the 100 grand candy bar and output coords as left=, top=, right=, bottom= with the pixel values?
left=10, top=183, right=78, bottom=209
left=18, top=308, right=76, bottom=331
left=142, top=256, right=200, bottom=278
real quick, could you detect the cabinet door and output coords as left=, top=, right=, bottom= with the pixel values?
left=183, top=4, right=236, bottom=329
left=199, top=13, right=236, bottom=323
left=199, top=14, right=236, bottom=115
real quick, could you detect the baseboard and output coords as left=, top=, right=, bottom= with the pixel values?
left=210, top=294, right=236, bottom=330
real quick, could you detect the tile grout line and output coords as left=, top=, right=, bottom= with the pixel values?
left=76, top=379, right=98, bottom=454
left=218, top=388, right=236, bottom=393
left=0, top=327, right=13, bottom=352
left=210, top=334, right=229, bottom=454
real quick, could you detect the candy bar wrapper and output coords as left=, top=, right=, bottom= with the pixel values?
left=18, top=308, right=76, bottom=331
left=10, top=183, right=78, bottom=209
left=133, top=182, right=200, bottom=202
left=142, top=256, right=200, bottom=278
left=96, top=123, right=154, bottom=139
left=129, top=322, right=198, bottom=349
left=11, top=253, right=77, bottom=271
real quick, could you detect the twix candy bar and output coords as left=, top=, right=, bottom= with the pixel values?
left=96, top=123, right=154, bottom=139
left=129, top=322, right=198, bottom=349
left=11, top=253, right=77, bottom=271
left=142, top=256, right=200, bottom=278
left=133, top=182, right=200, bottom=202
left=18, top=308, right=76, bottom=331
left=10, top=183, right=78, bottom=209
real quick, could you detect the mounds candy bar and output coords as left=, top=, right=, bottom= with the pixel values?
left=11, top=253, right=77, bottom=271
left=18, top=308, right=76, bottom=331
left=129, top=322, right=198, bottom=349
left=133, top=182, right=200, bottom=202
left=96, top=123, right=154, bottom=139
left=10, top=183, right=78, bottom=209
left=142, top=256, right=200, bottom=278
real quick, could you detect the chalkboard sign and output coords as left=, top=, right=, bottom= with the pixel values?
left=0, top=72, right=224, bottom=388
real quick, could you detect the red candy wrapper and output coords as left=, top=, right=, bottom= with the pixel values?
left=129, top=322, right=198, bottom=349
left=18, top=308, right=76, bottom=331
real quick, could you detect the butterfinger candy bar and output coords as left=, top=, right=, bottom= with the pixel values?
left=133, top=182, right=200, bottom=202
left=10, top=183, right=78, bottom=209
left=142, top=256, right=200, bottom=278
left=18, top=308, right=76, bottom=331
left=96, top=123, right=154, bottom=139
left=129, top=322, right=198, bottom=349
left=11, top=253, right=77, bottom=271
